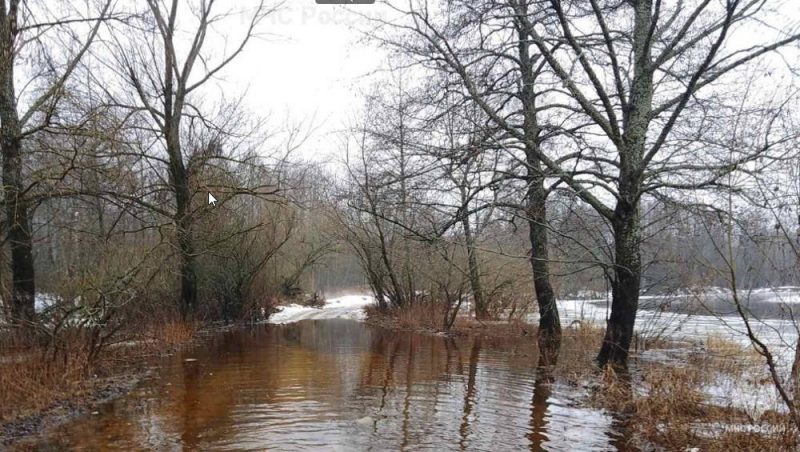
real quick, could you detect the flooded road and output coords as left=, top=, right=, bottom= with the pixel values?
left=33, top=319, right=628, bottom=451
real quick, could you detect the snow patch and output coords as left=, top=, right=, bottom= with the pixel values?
left=268, top=295, right=375, bottom=324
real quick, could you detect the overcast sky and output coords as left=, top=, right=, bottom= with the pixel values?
left=215, top=1, right=391, bottom=162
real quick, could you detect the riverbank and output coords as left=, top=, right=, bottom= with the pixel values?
left=0, top=321, right=199, bottom=447
left=364, top=302, right=798, bottom=451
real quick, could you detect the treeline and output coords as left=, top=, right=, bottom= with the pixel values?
left=0, top=1, right=342, bottom=339
left=333, top=0, right=800, bottom=368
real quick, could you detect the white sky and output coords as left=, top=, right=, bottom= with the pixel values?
left=213, top=1, right=392, bottom=162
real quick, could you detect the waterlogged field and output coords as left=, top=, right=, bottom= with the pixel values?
left=22, top=290, right=800, bottom=450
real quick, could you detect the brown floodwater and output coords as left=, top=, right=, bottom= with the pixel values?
left=31, top=319, right=632, bottom=451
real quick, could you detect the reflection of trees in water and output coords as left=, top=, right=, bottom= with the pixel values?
left=400, top=336, right=414, bottom=450
left=179, top=360, right=202, bottom=449
left=43, top=322, right=634, bottom=451
left=138, top=323, right=361, bottom=448
left=459, top=337, right=482, bottom=450
left=528, top=348, right=558, bottom=450
left=362, top=330, right=543, bottom=449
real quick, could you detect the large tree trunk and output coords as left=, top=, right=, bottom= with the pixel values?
left=596, top=0, right=651, bottom=368
left=161, top=17, right=198, bottom=319
left=172, top=150, right=196, bottom=318
left=527, top=169, right=561, bottom=349
left=165, top=95, right=196, bottom=318
left=0, top=4, right=36, bottom=325
left=597, top=202, right=642, bottom=367
left=1, top=135, right=36, bottom=325
left=177, top=212, right=197, bottom=318
left=515, top=6, right=561, bottom=348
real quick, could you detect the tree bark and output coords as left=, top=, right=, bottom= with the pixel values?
left=516, top=7, right=561, bottom=346
left=177, top=210, right=197, bottom=318
left=160, top=1, right=197, bottom=318
left=0, top=2, right=36, bottom=325
left=168, top=126, right=196, bottom=318
left=527, top=172, right=560, bottom=348
left=1, top=133, right=36, bottom=325
left=596, top=0, right=652, bottom=368
left=597, top=203, right=642, bottom=367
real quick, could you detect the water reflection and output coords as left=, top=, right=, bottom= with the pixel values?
left=34, top=320, right=628, bottom=451
left=459, top=338, right=480, bottom=450
left=528, top=352, right=557, bottom=450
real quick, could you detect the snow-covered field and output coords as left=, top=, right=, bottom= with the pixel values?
left=552, top=291, right=800, bottom=417
left=552, top=294, right=799, bottom=365
left=267, top=295, right=376, bottom=324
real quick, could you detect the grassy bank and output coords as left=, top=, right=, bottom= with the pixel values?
left=365, top=303, right=797, bottom=451
left=0, top=320, right=198, bottom=446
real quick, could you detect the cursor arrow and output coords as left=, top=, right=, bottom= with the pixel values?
left=208, top=192, right=218, bottom=207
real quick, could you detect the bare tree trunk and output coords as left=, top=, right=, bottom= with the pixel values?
left=1, top=133, right=36, bottom=324
left=177, top=213, right=197, bottom=318
left=792, top=339, right=800, bottom=404
left=527, top=169, right=560, bottom=347
left=169, top=129, right=197, bottom=318
left=461, top=211, right=486, bottom=320
left=160, top=0, right=195, bottom=318
left=517, top=9, right=560, bottom=347
left=598, top=203, right=642, bottom=367
left=596, top=0, right=652, bottom=368
left=0, top=3, right=36, bottom=325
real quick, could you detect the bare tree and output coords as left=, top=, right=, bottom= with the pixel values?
left=380, top=0, right=800, bottom=366
left=517, top=0, right=800, bottom=367
left=0, top=0, right=112, bottom=325
left=371, top=1, right=569, bottom=345
left=98, top=0, right=276, bottom=318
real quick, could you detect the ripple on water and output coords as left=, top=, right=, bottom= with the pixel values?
left=33, top=319, right=629, bottom=451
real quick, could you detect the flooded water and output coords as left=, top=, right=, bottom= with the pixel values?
left=33, top=319, right=630, bottom=451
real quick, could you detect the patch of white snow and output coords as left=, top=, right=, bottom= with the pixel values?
left=267, top=295, right=375, bottom=324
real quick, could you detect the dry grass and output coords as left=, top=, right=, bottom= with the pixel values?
left=0, top=320, right=198, bottom=433
left=365, top=302, right=543, bottom=338
left=591, top=338, right=798, bottom=451
left=144, top=320, right=198, bottom=349
left=0, top=349, right=88, bottom=423
left=365, top=302, right=448, bottom=331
